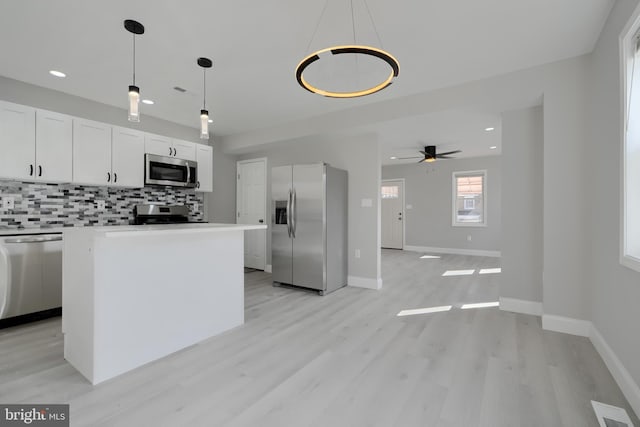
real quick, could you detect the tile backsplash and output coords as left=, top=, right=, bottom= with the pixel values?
left=0, top=181, right=204, bottom=229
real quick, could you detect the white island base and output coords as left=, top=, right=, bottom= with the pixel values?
left=62, top=223, right=266, bottom=385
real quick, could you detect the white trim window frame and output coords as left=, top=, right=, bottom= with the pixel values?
left=620, top=7, right=640, bottom=273
left=452, top=170, right=487, bottom=227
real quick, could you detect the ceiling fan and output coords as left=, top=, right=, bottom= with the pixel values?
left=395, top=145, right=462, bottom=163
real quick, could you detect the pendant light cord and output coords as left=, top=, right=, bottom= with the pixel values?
left=132, top=34, right=136, bottom=86
left=363, top=0, right=384, bottom=49
left=304, top=0, right=329, bottom=55
left=203, top=68, right=206, bottom=110
left=350, top=0, right=356, bottom=45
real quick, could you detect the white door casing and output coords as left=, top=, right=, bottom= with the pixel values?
left=237, top=158, right=267, bottom=270
left=381, top=179, right=404, bottom=249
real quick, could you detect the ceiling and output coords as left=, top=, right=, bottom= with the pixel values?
left=0, top=0, right=613, bottom=157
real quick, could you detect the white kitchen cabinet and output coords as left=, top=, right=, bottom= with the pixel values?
left=0, top=100, right=35, bottom=180
left=195, top=144, right=213, bottom=192
left=73, top=119, right=112, bottom=186
left=144, top=133, right=172, bottom=158
left=35, top=109, right=73, bottom=182
left=172, top=139, right=197, bottom=161
left=144, top=133, right=196, bottom=161
left=112, top=127, right=145, bottom=187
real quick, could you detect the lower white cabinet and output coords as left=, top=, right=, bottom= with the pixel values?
left=196, top=144, right=213, bottom=192
left=73, top=119, right=112, bottom=186
left=112, top=127, right=145, bottom=187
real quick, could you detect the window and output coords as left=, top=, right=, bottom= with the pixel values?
left=381, top=185, right=399, bottom=199
left=452, top=170, right=486, bottom=226
left=622, top=21, right=640, bottom=272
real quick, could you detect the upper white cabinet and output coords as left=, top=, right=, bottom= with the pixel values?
left=172, top=139, right=197, bottom=161
left=195, top=144, right=213, bottom=192
left=144, top=133, right=172, bottom=158
left=0, top=101, right=72, bottom=183
left=73, top=119, right=112, bottom=186
left=144, top=133, right=196, bottom=161
left=35, top=109, right=73, bottom=182
left=112, top=127, right=145, bottom=188
left=0, top=100, right=36, bottom=180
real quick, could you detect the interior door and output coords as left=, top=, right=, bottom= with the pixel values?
left=237, top=159, right=267, bottom=270
left=381, top=180, right=404, bottom=249
left=271, top=166, right=292, bottom=284
left=292, top=164, right=324, bottom=290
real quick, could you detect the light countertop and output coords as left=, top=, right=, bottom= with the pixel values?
left=0, top=223, right=267, bottom=237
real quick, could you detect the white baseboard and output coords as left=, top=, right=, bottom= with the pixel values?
left=590, top=326, right=640, bottom=419
left=265, top=264, right=272, bottom=273
left=499, top=297, right=543, bottom=316
left=542, top=314, right=591, bottom=337
left=403, top=245, right=501, bottom=258
left=348, top=275, right=382, bottom=290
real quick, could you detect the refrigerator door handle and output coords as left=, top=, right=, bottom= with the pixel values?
left=291, top=189, right=297, bottom=238
left=287, top=189, right=292, bottom=238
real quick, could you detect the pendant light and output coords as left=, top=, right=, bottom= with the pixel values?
left=295, top=0, right=399, bottom=98
left=124, top=19, right=145, bottom=122
left=197, top=57, right=212, bottom=139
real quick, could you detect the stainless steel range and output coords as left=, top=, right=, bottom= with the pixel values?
left=133, top=204, right=202, bottom=225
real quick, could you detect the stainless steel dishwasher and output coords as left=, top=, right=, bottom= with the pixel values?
left=0, top=233, right=63, bottom=320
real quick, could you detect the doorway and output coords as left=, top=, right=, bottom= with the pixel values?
left=237, top=158, right=267, bottom=270
left=381, top=179, right=405, bottom=249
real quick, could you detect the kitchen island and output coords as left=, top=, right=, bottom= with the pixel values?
left=62, top=223, right=266, bottom=385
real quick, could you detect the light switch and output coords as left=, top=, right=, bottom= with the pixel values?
left=361, top=198, right=373, bottom=208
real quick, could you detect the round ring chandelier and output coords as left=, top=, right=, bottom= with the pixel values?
left=295, top=45, right=400, bottom=98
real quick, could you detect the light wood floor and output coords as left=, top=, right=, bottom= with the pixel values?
left=0, top=250, right=637, bottom=426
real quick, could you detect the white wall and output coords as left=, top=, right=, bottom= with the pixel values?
left=237, top=134, right=381, bottom=284
left=501, top=106, right=543, bottom=304
left=588, top=0, right=640, bottom=391
left=382, top=156, right=501, bottom=252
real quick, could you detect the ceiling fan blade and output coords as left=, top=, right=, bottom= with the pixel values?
left=437, top=156, right=454, bottom=159
left=419, top=151, right=427, bottom=156
left=396, top=156, right=423, bottom=160
left=438, top=150, right=462, bottom=156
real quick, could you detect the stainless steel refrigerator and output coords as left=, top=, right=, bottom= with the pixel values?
left=272, top=163, right=348, bottom=295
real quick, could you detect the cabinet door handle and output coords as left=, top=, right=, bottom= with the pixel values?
left=114, top=173, right=117, bottom=183
left=38, top=165, right=42, bottom=177
left=169, top=147, right=172, bottom=156
left=29, top=164, right=33, bottom=176
left=107, top=172, right=111, bottom=182
left=197, top=181, right=200, bottom=188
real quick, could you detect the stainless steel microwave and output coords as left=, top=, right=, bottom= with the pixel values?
left=145, top=154, right=197, bottom=188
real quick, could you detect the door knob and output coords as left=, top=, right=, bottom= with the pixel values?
left=259, top=219, right=264, bottom=223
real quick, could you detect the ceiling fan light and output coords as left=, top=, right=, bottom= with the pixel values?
left=128, top=85, right=140, bottom=123
left=425, top=158, right=436, bottom=163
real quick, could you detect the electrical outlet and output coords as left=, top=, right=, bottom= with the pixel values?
left=355, top=249, right=361, bottom=258
left=467, top=235, right=472, bottom=242
left=96, top=200, right=106, bottom=210
left=2, top=197, right=14, bottom=210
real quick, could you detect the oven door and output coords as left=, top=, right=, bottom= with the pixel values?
left=145, top=154, right=196, bottom=188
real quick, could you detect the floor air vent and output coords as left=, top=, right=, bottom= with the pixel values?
left=592, top=400, right=635, bottom=427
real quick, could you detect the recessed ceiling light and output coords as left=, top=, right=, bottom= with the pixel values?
left=208, top=119, right=213, bottom=123
left=485, top=127, right=495, bottom=131
left=390, top=156, right=397, bottom=160
left=142, top=99, right=154, bottom=105
left=490, top=146, right=497, bottom=150
left=49, top=70, right=66, bottom=78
